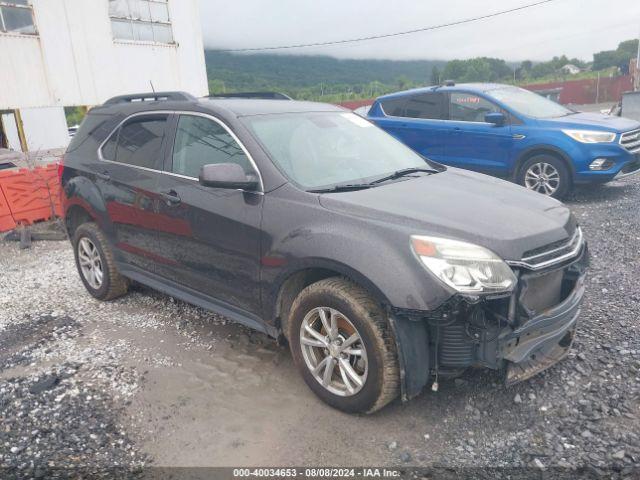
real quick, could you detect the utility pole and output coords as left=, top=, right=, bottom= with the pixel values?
left=636, top=30, right=640, bottom=90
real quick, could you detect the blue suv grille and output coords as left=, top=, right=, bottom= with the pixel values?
left=620, top=129, right=640, bottom=154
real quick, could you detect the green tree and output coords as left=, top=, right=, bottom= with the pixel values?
left=593, top=39, right=639, bottom=72
left=441, top=57, right=512, bottom=83
left=430, top=66, right=441, bottom=85
left=396, top=75, right=410, bottom=90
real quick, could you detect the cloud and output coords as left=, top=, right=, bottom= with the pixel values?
left=198, top=0, right=640, bottom=61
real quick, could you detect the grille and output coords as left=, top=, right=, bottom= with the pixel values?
left=620, top=129, right=640, bottom=154
left=508, top=227, right=583, bottom=270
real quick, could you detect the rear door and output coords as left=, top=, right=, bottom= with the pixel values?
left=98, top=113, right=170, bottom=273
left=372, top=93, right=448, bottom=162
left=444, top=92, right=513, bottom=175
left=154, top=113, right=263, bottom=316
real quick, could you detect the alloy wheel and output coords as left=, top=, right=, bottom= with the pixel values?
left=524, top=162, right=560, bottom=195
left=299, top=307, right=368, bottom=397
left=78, top=237, right=104, bottom=289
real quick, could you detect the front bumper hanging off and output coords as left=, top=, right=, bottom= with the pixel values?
left=501, top=275, right=583, bottom=385
left=391, top=244, right=588, bottom=401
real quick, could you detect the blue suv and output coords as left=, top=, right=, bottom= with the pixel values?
left=369, top=83, right=640, bottom=198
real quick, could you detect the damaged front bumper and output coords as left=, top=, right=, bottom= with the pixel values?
left=501, top=274, right=583, bottom=385
left=391, top=243, right=588, bottom=401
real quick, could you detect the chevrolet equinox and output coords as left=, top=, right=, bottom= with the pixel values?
left=61, top=92, right=588, bottom=413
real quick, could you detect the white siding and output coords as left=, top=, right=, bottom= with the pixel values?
left=21, top=107, right=70, bottom=150
left=0, top=0, right=208, bottom=109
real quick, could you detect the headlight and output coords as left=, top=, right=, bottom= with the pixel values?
left=411, top=235, right=516, bottom=294
left=562, top=129, right=616, bottom=143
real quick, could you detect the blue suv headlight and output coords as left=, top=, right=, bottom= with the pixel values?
left=562, top=129, right=616, bottom=144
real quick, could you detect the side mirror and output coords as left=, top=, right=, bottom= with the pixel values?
left=485, top=112, right=506, bottom=126
left=199, top=163, right=259, bottom=191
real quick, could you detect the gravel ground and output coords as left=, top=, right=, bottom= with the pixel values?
left=0, top=176, right=639, bottom=479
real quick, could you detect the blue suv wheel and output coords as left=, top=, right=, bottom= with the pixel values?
left=517, top=154, right=571, bottom=198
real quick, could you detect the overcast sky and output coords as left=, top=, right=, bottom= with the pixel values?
left=199, top=0, right=640, bottom=61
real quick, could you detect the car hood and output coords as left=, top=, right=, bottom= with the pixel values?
left=318, top=168, right=577, bottom=261
left=541, top=111, right=640, bottom=133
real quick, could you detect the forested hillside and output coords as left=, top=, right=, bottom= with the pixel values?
left=205, top=39, right=639, bottom=102
left=205, top=51, right=446, bottom=102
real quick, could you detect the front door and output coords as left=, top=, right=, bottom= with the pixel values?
left=155, top=113, right=263, bottom=316
left=444, top=92, right=513, bottom=175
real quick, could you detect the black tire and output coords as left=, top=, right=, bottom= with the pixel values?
left=287, top=277, right=399, bottom=414
left=517, top=154, right=571, bottom=199
left=73, top=223, right=129, bottom=301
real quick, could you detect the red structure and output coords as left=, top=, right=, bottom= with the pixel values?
left=524, top=75, right=633, bottom=105
left=339, top=99, right=374, bottom=110
left=0, top=163, right=62, bottom=232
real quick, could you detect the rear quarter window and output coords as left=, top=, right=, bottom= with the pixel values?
left=66, top=113, right=113, bottom=154
left=380, top=98, right=406, bottom=117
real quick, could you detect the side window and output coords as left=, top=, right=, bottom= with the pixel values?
left=171, top=115, right=252, bottom=178
left=449, top=93, right=500, bottom=123
left=403, top=93, right=446, bottom=120
left=380, top=98, right=406, bottom=117
left=113, top=115, right=168, bottom=169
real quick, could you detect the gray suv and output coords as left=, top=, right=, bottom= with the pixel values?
left=61, top=92, right=588, bottom=413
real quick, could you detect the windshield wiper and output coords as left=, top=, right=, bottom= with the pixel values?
left=308, top=183, right=375, bottom=193
left=371, top=167, right=439, bottom=185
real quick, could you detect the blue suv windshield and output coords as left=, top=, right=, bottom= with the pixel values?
left=487, top=86, right=574, bottom=119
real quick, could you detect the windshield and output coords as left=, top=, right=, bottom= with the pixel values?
left=242, top=112, right=435, bottom=190
left=487, top=86, right=573, bottom=119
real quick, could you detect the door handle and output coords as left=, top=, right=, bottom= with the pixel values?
left=96, top=171, right=110, bottom=181
left=160, top=190, right=181, bottom=205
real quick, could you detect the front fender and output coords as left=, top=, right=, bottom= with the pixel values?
left=260, top=188, right=453, bottom=318
left=277, top=257, right=390, bottom=302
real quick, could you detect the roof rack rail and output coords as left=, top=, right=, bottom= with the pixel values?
left=103, top=91, right=196, bottom=106
left=208, top=92, right=292, bottom=100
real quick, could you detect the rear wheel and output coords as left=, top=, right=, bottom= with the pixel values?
left=73, top=223, right=129, bottom=300
left=518, top=154, right=571, bottom=199
left=287, top=277, right=399, bottom=414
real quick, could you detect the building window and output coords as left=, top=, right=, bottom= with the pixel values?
left=0, top=1, right=37, bottom=35
left=109, top=0, right=173, bottom=44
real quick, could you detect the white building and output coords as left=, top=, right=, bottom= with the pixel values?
left=0, top=0, right=208, bottom=153
left=560, top=64, right=581, bottom=75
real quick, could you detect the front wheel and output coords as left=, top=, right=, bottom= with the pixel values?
left=518, top=155, right=571, bottom=199
left=287, top=277, right=400, bottom=414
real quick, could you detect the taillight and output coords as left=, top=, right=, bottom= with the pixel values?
left=57, top=155, right=64, bottom=183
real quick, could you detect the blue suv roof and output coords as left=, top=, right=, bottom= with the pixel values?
left=377, top=83, right=510, bottom=101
